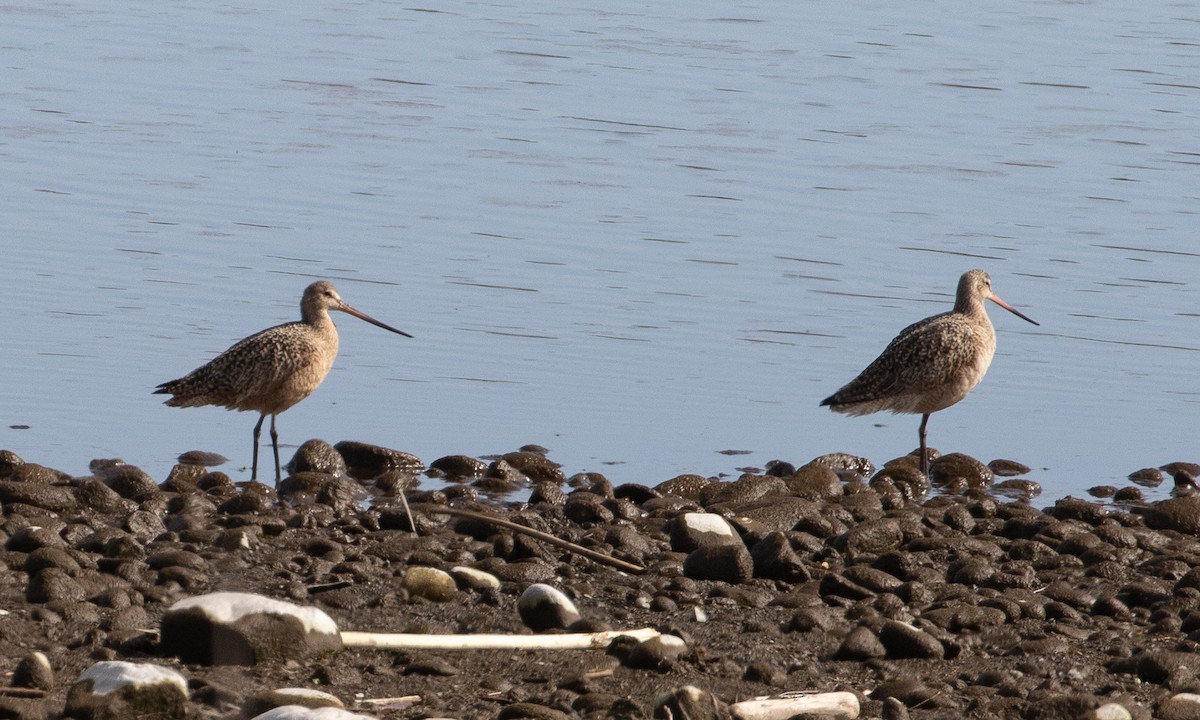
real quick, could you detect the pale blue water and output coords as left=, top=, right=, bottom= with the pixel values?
left=3, top=1, right=1199, bottom=499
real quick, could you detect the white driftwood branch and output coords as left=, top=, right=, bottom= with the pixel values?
left=730, top=691, right=860, bottom=720
left=340, top=627, right=660, bottom=650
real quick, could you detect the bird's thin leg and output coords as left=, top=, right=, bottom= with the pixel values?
left=918, top=413, right=930, bottom=475
left=270, top=414, right=281, bottom=483
left=251, top=413, right=266, bottom=482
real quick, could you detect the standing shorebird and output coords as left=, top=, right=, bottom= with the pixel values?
left=820, top=269, right=1037, bottom=475
left=155, top=281, right=411, bottom=482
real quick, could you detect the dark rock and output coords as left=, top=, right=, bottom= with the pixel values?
left=26, top=568, right=86, bottom=603
left=833, top=624, right=886, bottom=660
left=76, top=479, right=135, bottom=514
left=497, top=451, right=564, bottom=484
left=1047, top=496, right=1108, bottom=525
left=819, top=572, right=874, bottom=602
left=100, top=465, right=160, bottom=500
left=702, top=473, right=786, bottom=506
left=989, top=458, right=1032, bottom=476
left=682, top=543, right=753, bottom=584
left=498, top=702, right=573, bottom=720
left=613, top=483, right=660, bottom=504
left=836, top=517, right=903, bottom=556
left=0, top=450, right=24, bottom=478
left=749, top=532, right=811, bottom=582
left=334, top=441, right=422, bottom=478
left=1146, top=497, right=1200, bottom=534
left=784, top=462, right=842, bottom=500
left=429, top=454, right=488, bottom=479
left=654, top=474, right=711, bottom=500
left=287, top=439, right=349, bottom=476
left=9, top=463, right=68, bottom=484
left=0, top=482, right=77, bottom=513
left=930, top=452, right=993, bottom=488
left=403, top=656, right=461, bottom=676
left=878, top=620, right=944, bottom=659
left=564, top=492, right=614, bottom=525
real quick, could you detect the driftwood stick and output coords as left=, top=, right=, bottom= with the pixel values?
left=415, top=505, right=646, bottom=575
left=730, top=692, right=860, bottom=720
left=341, top=627, right=660, bottom=650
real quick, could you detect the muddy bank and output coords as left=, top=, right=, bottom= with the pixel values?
left=1, top=442, right=1199, bottom=720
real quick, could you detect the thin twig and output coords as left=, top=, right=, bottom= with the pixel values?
left=415, top=505, right=646, bottom=575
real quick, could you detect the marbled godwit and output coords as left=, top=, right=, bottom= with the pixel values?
left=155, top=281, right=411, bottom=482
left=820, top=269, right=1037, bottom=475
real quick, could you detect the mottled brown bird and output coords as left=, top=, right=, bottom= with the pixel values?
left=155, top=281, right=411, bottom=482
left=821, top=269, right=1037, bottom=475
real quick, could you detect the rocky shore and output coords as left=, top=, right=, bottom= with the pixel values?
left=2, top=441, right=1200, bottom=720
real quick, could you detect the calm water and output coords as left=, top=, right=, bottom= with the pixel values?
left=3, top=1, right=1199, bottom=500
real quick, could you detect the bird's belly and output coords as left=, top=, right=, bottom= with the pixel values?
left=227, top=354, right=335, bottom=415
left=912, top=354, right=990, bottom=414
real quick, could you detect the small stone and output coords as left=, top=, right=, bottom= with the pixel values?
left=669, top=513, right=739, bottom=552
left=882, top=696, right=910, bottom=720
left=1128, top=467, right=1165, bottom=486
left=403, top=566, right=458, bottom=602
left=65, top=661, right=189, bottom=720
left=1159, top=694, right=1200, bottom=720
left=517, top=583, right=581, bottom=632
left=242, top=687, right=345, bottom=718
left=12, top=652, right=54, bottom=691
left=249, top=707, right=377, bottom=720
left=988, top=458, right=1031, bottom=477
left=1093, top=702, right=1134, bottom=720
left=450, top=566, right=501, bottom=591
left=176, top=450, right=226, bottom=467
left=625, top=635, right=687, bottom=670
left=159, top=592, right=342, bottom=666
left=653, top=686, right=726, bottom=720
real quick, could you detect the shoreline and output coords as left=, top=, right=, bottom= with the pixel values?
left=0, top=442, right=1197, bottom=719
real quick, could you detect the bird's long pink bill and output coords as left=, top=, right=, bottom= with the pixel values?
left=338, top=304, right=413, bottom=337
left=989, top=295, right=1039, bottom=326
